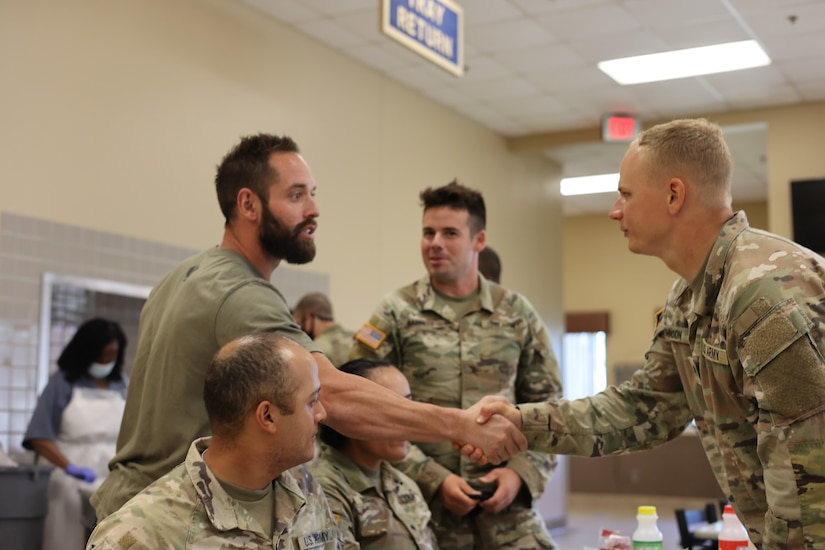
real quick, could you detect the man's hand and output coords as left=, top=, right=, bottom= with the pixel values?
left=476, top=468, right=522, bottom=514
left=473, top=395, right=522, bottom=428
left=455, top=396, right=525, bottom=465
left=458, top=396, right=523, bottom=464
left=66, top=463, right=96, bottom=483
left=437, top=474, right=480, bottom=517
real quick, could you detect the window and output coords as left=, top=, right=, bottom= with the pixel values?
left=562, top=331, right=607, bottom=399
left=563, top=312, right=609, bottom=399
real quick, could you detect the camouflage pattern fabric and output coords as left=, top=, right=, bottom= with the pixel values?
left=310, top=445, right=437, bottom=549
left=87, top=437, right=342, bottom=549
left=520, top=211, right=825, bottom=549
left=315, top=324, right=355, bottom=368
left=350, top=275, right=560, bottom=549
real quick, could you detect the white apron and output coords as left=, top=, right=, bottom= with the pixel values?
left=42, top=385, right=125, bottom=550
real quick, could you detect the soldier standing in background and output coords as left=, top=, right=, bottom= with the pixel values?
left=350, top=181, right=561, bottom=549
left=292, top=292, right=355, bottom=367
left=478, top=246, right=501, bottom=284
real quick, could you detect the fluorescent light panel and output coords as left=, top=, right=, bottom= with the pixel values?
left=561, top=173, right=618, bottom=196
left=598, top=40, right=770, bottom=85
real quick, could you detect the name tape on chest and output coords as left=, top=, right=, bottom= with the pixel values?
left=660, top=326, right=689, bottom=344
left=299, top=528, right=338, bottom=549
left=355, top=323, right=386, bottom=350
left=701, top=340, right=729, bottom=364
left=396, top=492, right=416, bottom=504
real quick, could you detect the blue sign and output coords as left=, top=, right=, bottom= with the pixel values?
left=381, top=0, right=463, bottom=77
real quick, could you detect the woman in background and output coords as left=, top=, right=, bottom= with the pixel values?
left=310, top=357, right=437, bottom=550
left=23, top=318, right=128, bottom=550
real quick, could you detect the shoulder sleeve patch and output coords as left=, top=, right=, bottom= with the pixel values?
left=654, top=307, right=665, bottom=327
left=355, top=323, right=386, bottom=350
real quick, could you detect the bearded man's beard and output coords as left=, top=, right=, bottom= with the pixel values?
left=259, top=208, right=316, bottom=264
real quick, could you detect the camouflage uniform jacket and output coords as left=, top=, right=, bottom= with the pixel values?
left=310, top=446, right=437, bottom=550
left=87, top=437, right=342, bottom=549
left=350, top=275, right=561, bottom=500
left=315, top=324, right=355, bottom=368
left=520, top=211, right=825, bottom=549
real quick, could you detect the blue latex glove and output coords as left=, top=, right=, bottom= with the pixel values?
left=66, top=463, right=96, bottom=483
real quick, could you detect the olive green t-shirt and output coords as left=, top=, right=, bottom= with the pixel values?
left=92, top=247, right=318, bottom=519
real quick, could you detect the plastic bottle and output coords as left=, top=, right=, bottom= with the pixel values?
left=632, top=505, right=663, bottom=549
left=718, top=504, right=749, bottom=550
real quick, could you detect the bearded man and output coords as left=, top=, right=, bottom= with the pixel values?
left=91, top=134, right=526, bottom=521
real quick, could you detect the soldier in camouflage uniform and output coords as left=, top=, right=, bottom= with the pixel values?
left=474, top=118, right=825, bottom=549
left=350, top=181, right=561, bottom=549
left=310, top=358, right=438, bottom=549
left=87, top=332, right=342, bottom=549
left=293, top=292, right=355, bottom=367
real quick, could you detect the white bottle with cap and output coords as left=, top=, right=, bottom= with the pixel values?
left=632, top=505, right=663, bottom=549
left=718, top=504, right=749, bottom=550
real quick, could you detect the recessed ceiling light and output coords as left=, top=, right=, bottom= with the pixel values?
left=598, top=40, right=771, bottom=85
left=561, top=174, right=619, bottom=196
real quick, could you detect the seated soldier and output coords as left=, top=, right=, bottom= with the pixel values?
left=87, top=332, right=341, bottom=549
left=310, top=358, right=438, bottom=550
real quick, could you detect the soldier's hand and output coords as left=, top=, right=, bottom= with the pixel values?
left=437, top=474, right=479, bottom=517
left=456, top=395, right=527, bottom=465
left=474, top=395, right=522, bottom=428
left=477, top=468, right=521, bottom=514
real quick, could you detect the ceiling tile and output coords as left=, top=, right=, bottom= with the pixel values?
left=294, top=19, right=366, bottom=48
left=450, top=75, right=541, bottom=102
left=332, top=9, right=384, bottom=42
left=491, top=43, right=586, bottom=75
left=511, top=0, right=613, bottom=16
left=462, top=0, right=524, bottom=26
left=233, top=0, right=825, bottom=214
left=535, top=4, right=641, bottom=40
left=466, top=18, right=556, bottom=54
left=456, top=55, right=511, bottom=82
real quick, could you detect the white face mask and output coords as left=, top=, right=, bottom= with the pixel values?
left=88, top=361, right=116, bottom=379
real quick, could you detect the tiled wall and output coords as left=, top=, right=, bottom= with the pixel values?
left=0, top=212, right=327, bottom=457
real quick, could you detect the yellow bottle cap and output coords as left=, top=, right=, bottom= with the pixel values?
left=637, top=506, right=657, bottom=515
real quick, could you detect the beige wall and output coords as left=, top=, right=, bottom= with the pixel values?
left=0, top=0, right=564, bottom=333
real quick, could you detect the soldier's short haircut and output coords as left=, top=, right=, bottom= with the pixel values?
left=319, top=357, right=397, bottom=449
left=419, top=179, right=486, bottom=235
left=214, top=133, right=300, bottom=226
left=205, top=332, right=300, bottom=438
left=292, top=292, right=334, bottom=322
left=636, top=118, right=732, bottom=208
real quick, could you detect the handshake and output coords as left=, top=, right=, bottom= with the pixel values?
left=457, top=395, right=523, bottom=465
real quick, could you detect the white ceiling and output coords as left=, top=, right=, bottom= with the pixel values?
left=239, top=0, right=825, bottom=215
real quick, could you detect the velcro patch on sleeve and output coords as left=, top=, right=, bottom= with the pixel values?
left=737, top=298, right=825, bottom=421
left=740, top=298, right=812, bottom=374
left=355, top=323, right=386, bottom=350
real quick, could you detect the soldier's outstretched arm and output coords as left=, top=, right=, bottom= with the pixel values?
left=316, top=352, right=526, bottom=464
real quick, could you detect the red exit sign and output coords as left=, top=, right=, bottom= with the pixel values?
left=602, top=114, right=640, bottom=142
